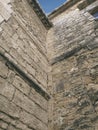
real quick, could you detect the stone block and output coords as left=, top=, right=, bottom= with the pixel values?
left=0, top=2, right=11, bottom=21
left=14, top=121, right=32, bottom=130
left=8, top=125, right=20, bottom=130
left=0, top=112, right=16, bottom=125
left=0, top=15, right=4, bottom=23
left=1, top=22, right=14, bottom=37
left=29, top=88, right=48, bottom=110
left=0, top=80, right=15, bottom=101
left=0, top=27, right=2, bottom=32
left=7, top=70, right=15, bottom=84
left=13, top=76, right=30, bottom=96
left=0, top=33, right=12, bottom=52
left=0, top=95, right=20, bottom=118
left=0, top=61, right=8, bottom=78
left=0, top=120, right=8, bottom=129
left=20, top=110, right=48, bottom=130
left=13, top=90, right=48, bottom=124
left=26, top=63, right=36, bottom=76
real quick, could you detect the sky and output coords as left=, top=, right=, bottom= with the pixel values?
left=93, top=12, right=98, bottom=19
left=38, top=0, right=67, bottom=14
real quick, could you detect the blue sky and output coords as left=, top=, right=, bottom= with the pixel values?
left=38, top=0, right=67, bottom=14
left=93, top=12, right=98, bottom=19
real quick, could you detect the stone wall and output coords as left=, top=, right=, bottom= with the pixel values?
left=0, top=0, right=98, bottom=130
left=0, top=0, right=50, bottom=89
left=0, top=0, right=50, bottom=130
left=47, top=0, right=98, bottom=130
left=0, top=54, right=48, bottom=130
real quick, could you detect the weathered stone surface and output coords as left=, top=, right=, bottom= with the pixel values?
left=0, top=80, right=15, bottom=101
left=0, top=95, right=20, bottom=119
left=0, top=58, right=49, bottom=130
left=0, top=0, right=98, bottom=130
left=13, top=75, right=30, bottom=96
left=0, top=15, right=4, bottom=24
left=29, top=88, right=48, bottom=110
left=0, top=2, right=11, bottom=21
left=0, top=120, right=8, bottom=129
left=47, top=1, right=98, bottom=130
left=0, top=61, right=8, bottom=78
left=0, top=112, right=16, bottom=125
left=20, top=110, right=47, bottom=130
left=7, top=125, right=20, bottom=130
left=0, top=0, right=49, bottom=89
left=13, top=89, right=48, bottom=124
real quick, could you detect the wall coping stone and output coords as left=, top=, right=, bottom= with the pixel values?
left=29, top=0, right=52, bottom=29
left=48, top=0, right=97, bottom=19
left=48, top=0, right=80, bottom=19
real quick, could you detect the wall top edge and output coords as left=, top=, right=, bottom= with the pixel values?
left=30, top=0, right=52, bottom=29
left=48, top=0, right=96, bottom=19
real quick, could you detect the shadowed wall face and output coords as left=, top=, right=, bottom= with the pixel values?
left=47, top=1, right=98, bottom=130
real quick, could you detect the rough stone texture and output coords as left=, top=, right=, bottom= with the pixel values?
left=0, top=58, right=48, bottom=130
left=0, top=1, right=49, bottom=128
left=0, top=0, right=98, bottom=130
left=47, top=1, right=98, bottom=130
left=0, top=0, right=50, bottom=89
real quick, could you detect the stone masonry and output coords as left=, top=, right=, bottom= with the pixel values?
left=0, top=0, right=98, bottom=130
left=47, top=0, right=98, bottom=130
left=0, top=0, right=50, bottom=130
